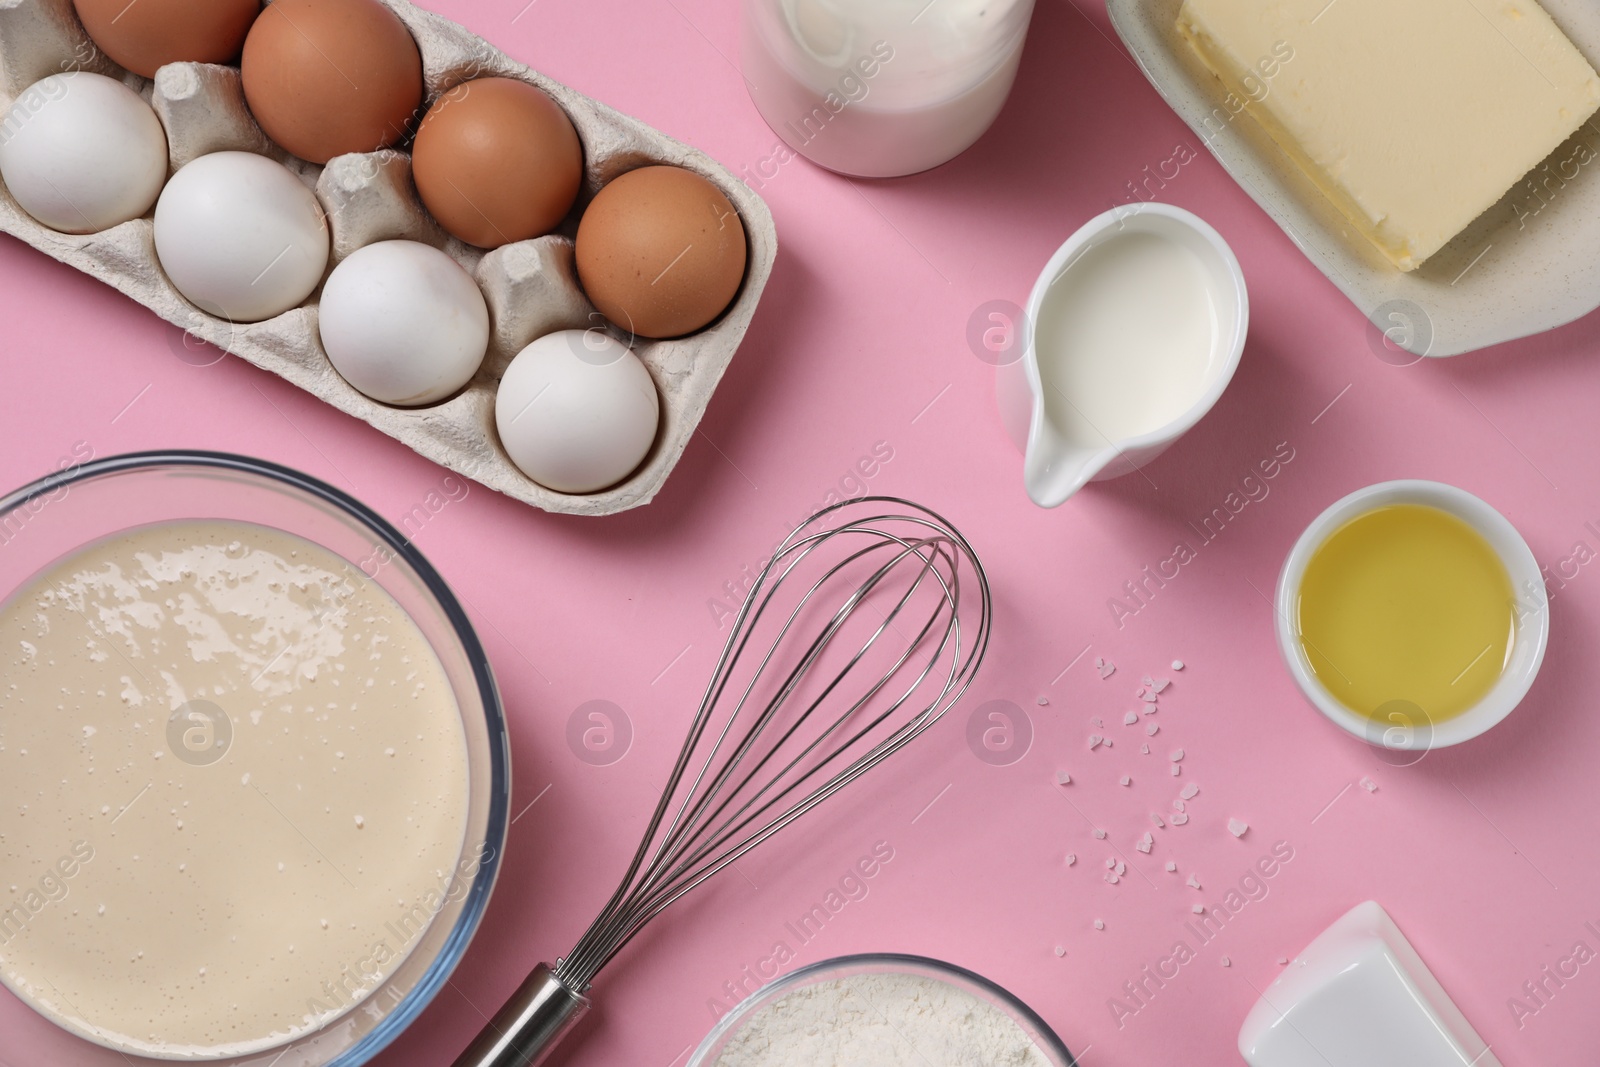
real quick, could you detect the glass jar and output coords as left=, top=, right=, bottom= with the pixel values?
left=741, top=0, right=1036, bottom=178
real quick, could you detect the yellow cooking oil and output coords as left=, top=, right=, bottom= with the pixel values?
left=1295, top=503, right=1515, bottom=723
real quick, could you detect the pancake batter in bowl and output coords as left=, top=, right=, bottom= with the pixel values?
left=0, top=520, right=470, bottom=1057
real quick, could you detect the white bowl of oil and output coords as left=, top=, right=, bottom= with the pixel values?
left=1275, top=480, right=1549, bottom=751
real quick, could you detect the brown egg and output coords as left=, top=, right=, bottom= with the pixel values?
left=412, top=78, right=582, bottom=249
left=575, top=166, right=746, bottom=339
left=240, top=0, right=422, bottom=164
left=72, top=0, right=261, bottom=79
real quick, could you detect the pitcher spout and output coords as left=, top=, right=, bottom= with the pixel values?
left=1023, top=414, right=1118, bottom=508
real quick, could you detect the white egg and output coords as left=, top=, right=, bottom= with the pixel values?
left=495, top=330, right=660, bottom=494
left=319, top=241, right=489, bottom=407
left=0, top=72, right=167, bottom=234
left=153, top=151, right=329, bottom=323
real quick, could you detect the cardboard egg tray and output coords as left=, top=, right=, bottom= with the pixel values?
left=0, top=0, right=776, bottom=516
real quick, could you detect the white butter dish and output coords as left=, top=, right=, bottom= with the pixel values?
left=1108, top=0, right=1600, bottom=357
left=1239, top=901, right=1502, bottom=1067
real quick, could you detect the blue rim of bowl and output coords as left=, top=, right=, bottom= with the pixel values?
left=688, top=952, right=1077, bottom=1067
left=0, top=450, right=511, bottom=1066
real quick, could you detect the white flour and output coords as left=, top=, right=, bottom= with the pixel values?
left=711, top=970, right=1055, bottom=1067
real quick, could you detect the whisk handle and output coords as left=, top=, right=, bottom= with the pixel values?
left=450, top=962, right=591, bottom=1067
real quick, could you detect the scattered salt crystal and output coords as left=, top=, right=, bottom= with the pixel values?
left=1142, top=675, right=1155, bottom=687
left=1361, top=777, right=1378, bottom=793
left=1146, top=722, right=1159, bottom=736
left=320, top=918, right=329, bottom=929
left=1170, top=749, right=1185, bottom=762
left=354, top=815, right=365, bottom=829
left=1096, top=658, right=1115, bottom=679
left=1278, top=957, right=1289, bottom=965
left=1065, top=853, right=1077, bottom=866
left=100, top=805, right=109, bottom=814
left=1154, top=678, right=1172, bottom=693
left=97, top=904, right=105, bottom=915
left=1094, top=919, right=1106, bottom=930
left=1221, top=956, right=1230, bottom=967
left=1103, top=738, right=1114, bottom=748
left=1106, top=873, right=1120, bottom=884
left=1171, top=765, right=1181, bottom=776
left=1141, top=691, right=1158, bottom=703
left=1054, top=945, right=1066, bottom=957
left=1172, top=813, right=1189, bottom=825
left=1141, top=744, right=1151, bottom=754
left=1172, top=660, right=1184, bottom=670
left=1116, top=860, right=1126, bottom=875
left=1228, top=818, right=1249, bottom=838
left=1136, top=833, right=1153, bottom=853
left=1134, top=686, right=1147, bottom=699
left=384, top=747, right=396, bottom=757
left=1192, top=904, right=1205, bottom=914
left=1180, top=783, right=1200, bottom=799
left=1124, top=711, right=1139, bottom=725
left=1120, top=775, right=1131, bottom=787
left=1172, top=799, right=1186, bottom=812
left=1088, top=735, right=1103, bottom=749
left=1165, top=861, right=1178, bottom=872
left=1187, top=874, right=1201, bottom=889
left=1143, top=704, right=1158, bottom=716
left=1093, top=828, right=1107, bottom=840
left=1055, top=771, right=1072, bottom=785
left=1150, top=813, right=1165, bottom=828
left=1091, top=717, right=1104, bottom=728
left=1106, top=857, right=1116, bottom=869
left=1036, top=696, right=1049, bottom=706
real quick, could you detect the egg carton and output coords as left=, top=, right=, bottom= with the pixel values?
left=0, top=0, right=776, bottom=516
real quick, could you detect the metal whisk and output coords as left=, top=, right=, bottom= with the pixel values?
left=454, top=497, right=991, bottom=1067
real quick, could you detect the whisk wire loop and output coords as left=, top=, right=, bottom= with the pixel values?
left=552, top=499, right=989, bottom=992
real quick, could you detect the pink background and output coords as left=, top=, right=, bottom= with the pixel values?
left=4, top=0, right=1600, bottom=1064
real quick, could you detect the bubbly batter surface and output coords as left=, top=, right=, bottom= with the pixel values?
left=0, top=521, right=469, bottom=1055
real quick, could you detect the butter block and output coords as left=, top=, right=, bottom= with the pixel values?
left=1178, top=0, right=1600, bottom=271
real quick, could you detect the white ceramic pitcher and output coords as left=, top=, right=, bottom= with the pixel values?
left=1001, top=202, right=1249, bottom=507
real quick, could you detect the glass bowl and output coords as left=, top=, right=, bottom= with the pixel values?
left=0, top=451, right=510, bottom=1065
left=688, top=953, right=1076, bottom=1067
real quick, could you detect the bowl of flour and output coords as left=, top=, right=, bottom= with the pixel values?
left=689, top=954, right=1075, bottom=1067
